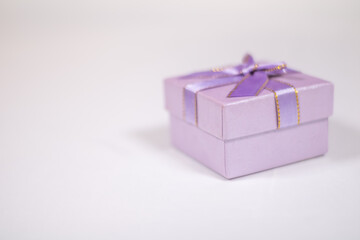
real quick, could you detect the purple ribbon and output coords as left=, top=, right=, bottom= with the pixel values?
left=180, top=54, right=300, bottom=129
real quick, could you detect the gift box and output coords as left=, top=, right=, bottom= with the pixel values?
left=164, top=55, right=334, bottom=179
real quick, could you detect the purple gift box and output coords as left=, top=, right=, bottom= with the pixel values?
left=164, top=55, right=334, bottom=179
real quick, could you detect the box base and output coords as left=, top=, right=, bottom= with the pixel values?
left=170, top=115, right=328, bottom=179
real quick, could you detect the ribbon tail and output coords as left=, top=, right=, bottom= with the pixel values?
left=227, top=71, right=269, bottom=97
left=266, top=67, right=300, bottom=76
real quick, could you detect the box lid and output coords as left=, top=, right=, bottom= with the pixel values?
left=164, top=71, right=334, bottom=141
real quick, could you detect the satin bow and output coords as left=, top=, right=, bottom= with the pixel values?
left=180, top=54, right=300, bottom=129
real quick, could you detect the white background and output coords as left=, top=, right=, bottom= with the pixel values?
left=0, top=0, right=359, bottom=239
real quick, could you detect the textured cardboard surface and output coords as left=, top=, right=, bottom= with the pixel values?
left=171, top=115, right=328, bottom=179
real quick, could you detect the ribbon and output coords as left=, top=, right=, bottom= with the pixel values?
left=180, top=54, right=300, bottom=129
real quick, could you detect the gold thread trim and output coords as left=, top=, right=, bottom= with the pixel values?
left=227, top=74, right=250, bottom=97
left=265, top=87, right=281, bottom=128
left=255, top=78, right=269, bottom=96
left=272, top=79, right=300, bottom=125
left=265, top=64, right=287, bottom=72
left=211, top=65, right=233, bottom=73
left=212, top=67, right=225, bottom=72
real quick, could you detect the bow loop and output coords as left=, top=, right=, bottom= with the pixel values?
left=221, top=66, right=243, bottom=76
left=242, top=54, right=255, bottom=65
